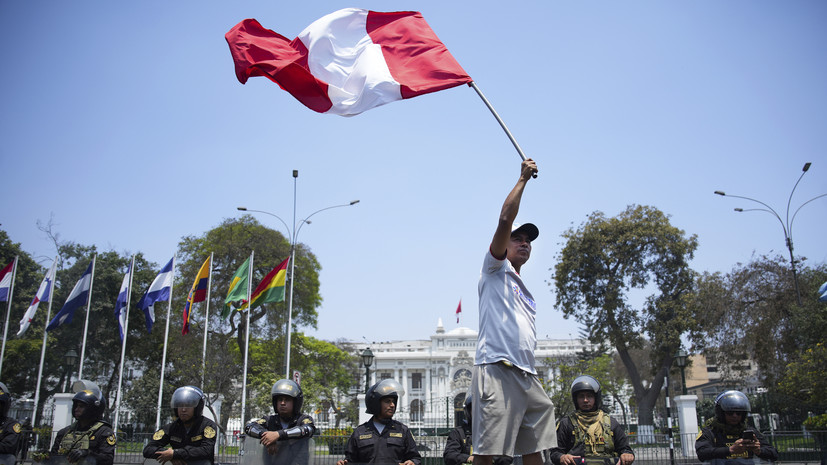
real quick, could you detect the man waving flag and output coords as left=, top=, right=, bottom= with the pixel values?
left=226, top=8, right=472, bottom=116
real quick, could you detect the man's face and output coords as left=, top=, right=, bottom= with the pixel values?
left=72, top=402, right=86, bottom=420
left=724, top=411, right=744, bottom=426
left=275, top=395, right=294, bottom=419
left=177, top=406, right=194, bottom=423
left=376, top=396, right=396, bottom=420
left=506, top=232, right=532, bottom=266
left=576, top=391, right=596, bottom=411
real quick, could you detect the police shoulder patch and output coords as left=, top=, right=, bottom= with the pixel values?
left=256, top=419, right=266, bottom=424
left=107, top=435, right=116, bottom=446
left=301, top=418, right=311, bottom=424
left=695, top=431, right=703, bottom=441
left=153, top=430, right=165, bottom=441
left=204, top=426, right=216, bottom=439
left=13, top=423, right=21, bottom=433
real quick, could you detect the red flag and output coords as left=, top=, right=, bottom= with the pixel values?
left=225, top=8, right=472, bottom=116
left=456, top=299, right=462, bottom=324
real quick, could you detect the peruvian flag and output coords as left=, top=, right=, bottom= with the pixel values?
left=225, top=8, right=472, bottom=116
left=456, top=299, right=462, bottom=324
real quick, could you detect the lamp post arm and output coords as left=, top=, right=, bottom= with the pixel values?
left=789, top=193, right=827, bottom=243
left=786, top=169, right=809, bottom=230
left=238, top=208, right=292, bottom=240
left=295, top=201, right=360, bottom=240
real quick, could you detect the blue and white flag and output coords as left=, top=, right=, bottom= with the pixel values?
left=819, top=281, right=827, bottom=303
left=138, top=258, right=174, bottom=333
left=114, top=260, right=133, bottom=341
left=47, top=260, right=95, bottom=331
left=17, top=260, right=57, bottom=335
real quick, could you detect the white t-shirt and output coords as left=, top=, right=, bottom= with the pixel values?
left=475, top=250, right=538, bottom=374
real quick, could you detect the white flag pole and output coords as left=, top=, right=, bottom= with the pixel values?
left=33, top=257, right=58, bottom=425
left=77, top=254, right=97, bottom=380
left=200, top=252, right=213, bottom=391
left=113, top=256, right=135, bottom=435
left=0, top=256, right=19, bottom=377
left=469, top=82, right=537, bottom=176
left=240, top=251, right=254, bottom=428
left=155, top=257, right=176, bottom=431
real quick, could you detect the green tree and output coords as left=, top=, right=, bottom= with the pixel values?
left=174, top=216, right=324, bottom=428
left=552, top=205, right=698, bottom=438
left=690, top=255, right=827, bottom=389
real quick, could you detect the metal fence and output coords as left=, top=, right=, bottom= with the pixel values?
left=12, top=429, right=827, bottom=465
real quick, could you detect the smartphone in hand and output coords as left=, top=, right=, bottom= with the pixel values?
left=742, top=429, right=756, bottom=441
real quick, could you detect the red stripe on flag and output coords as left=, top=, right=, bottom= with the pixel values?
left=366, top=11, right=471, bottom=99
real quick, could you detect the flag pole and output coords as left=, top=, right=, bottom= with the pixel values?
left=201, top=253, right=213, bottom=391
left=468, top=82, right=537, bottom=175
left=113, top=256, right=135, bottom=436
left=240, top=250, right=254, bottom=429
left=0, top=256, right=19, bottom=377
left=78, top=254, right=97, bottom=380
left=155, top=257, right=176, bottom=431
left=33, top=257, right=58, bottom=425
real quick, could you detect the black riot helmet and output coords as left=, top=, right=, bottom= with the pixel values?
left=570, top=375, right=602, bottom=412
left=271, top=379, right=303, bottom=417
left=462, top=395, right=472, bottom=427
left=365, top=379, right=405, bottom=415
left=0, top=381, right=11, bottom=418
left=72, top=380, right=106, bottom=422
left=171, top=385, right=206, bottom=418
left=714, top=390, right=750, bottom=423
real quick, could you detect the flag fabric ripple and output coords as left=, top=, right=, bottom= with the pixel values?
left=225, top=8, right=472, bottom=116
left=237, top=257, right=289, bottom=312
left=183, top=256, right=210, bottom=335
left=0, top=259, right=14, bottom=302
left=114, top=261, right=132, bottom=341
left=17, top=261, right=57, bottom=336
left=47, top=260, right=94, bottom=331
left=138, top=258, right=174, bottom=333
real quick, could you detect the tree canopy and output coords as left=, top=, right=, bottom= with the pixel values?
left=552, top=204, right=698, bottom=431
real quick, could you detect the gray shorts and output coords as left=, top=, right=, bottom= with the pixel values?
left=470, top=362, right=557, bottom=456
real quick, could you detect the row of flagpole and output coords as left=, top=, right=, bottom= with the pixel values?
left=0, top=250, right=286, bottom=432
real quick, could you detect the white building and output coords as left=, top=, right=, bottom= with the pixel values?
left=351, top=319, right=598, bottom=429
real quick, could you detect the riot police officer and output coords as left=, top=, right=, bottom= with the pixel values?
left=336, top=379, right=421, bottom=465
left=244, top=379, right=315, bottom=465
left=695, top=390, right=778, bottom=464
left=0, top=382, right=22, bottom=465
left=548, top=375, right=634, bottom=465
left=50, top=380, right=116, bottom=465
left=444, top=395, right=511, bottom=465
left=143, top=386, right=218, bottom=465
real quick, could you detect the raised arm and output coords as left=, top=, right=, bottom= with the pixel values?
left=490, top=159, right=538, bottom=259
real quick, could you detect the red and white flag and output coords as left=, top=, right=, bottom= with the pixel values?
left=225, top=8, right=472, bottom=116
left=456, top=299, right=462, bottom=324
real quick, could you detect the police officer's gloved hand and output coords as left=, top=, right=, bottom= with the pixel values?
left=67, top=449, right=89, bottom=462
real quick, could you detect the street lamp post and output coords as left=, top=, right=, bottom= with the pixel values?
left=64, top=349, right=78, bottom=393
left=674, top=349, right=688, bottom=396
left=361, top=347, right=374, bottom=394
left=715, top=162, right=827, bottom=306
left=238, top=170, right=359, bottom=379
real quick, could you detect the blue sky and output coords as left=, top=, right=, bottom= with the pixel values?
left=1, top=1, right=825, bottom=345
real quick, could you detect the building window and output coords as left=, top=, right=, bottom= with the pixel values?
left=380, top=372, right=393, bottom=380
left=412, top=373, right=422, bottom=389
left=410, top=400, right=424, bottom=422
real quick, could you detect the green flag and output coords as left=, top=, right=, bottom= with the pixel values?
left=222, top=256, right=250, bottom=318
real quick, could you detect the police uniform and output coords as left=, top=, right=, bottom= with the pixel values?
left=344, top=419, right=421, bottom=465
left=51, top=421, right=116, bottom=465
left=0, top=416, right=22, bottom=465
left=143, top=416, right=218, bottom=465
left=695, top=425, right=778, bottom=464
left=244, top=413, right=315, bottom=465
left=443, top=424, right=512, bottom=465
left=548, top=413, right=633, bottom=465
